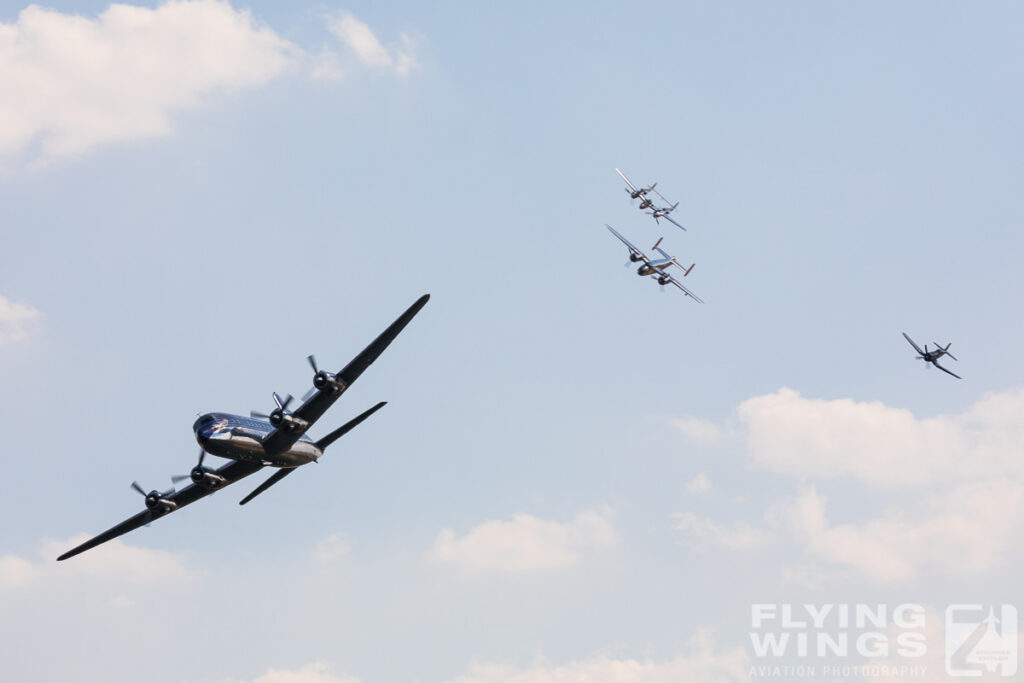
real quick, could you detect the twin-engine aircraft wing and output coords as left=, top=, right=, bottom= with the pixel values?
left=615, top=168, right=641, bottom=194
left=260, top=294, right=430, bottom=457
left=606, top=224, right=649, bottom=265
left=651, top=273, right=705, bottom=304
left=57, top=460, right=264, bottom=561
left=661, top=214, right=686, bottom=231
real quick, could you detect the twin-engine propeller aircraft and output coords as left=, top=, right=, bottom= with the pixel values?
left=606, top=225, right=703, bottom=303
left=902, top=332, right=961, bottom=379
left=647, top=190, right=686, bottom=232
left=57, top=294, right=430, bottom=561
left=616, top=168, right=657, bottom=210
left=615, top=169, right=687, bottom=231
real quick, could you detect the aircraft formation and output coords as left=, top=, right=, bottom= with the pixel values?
left=56, top=170, right=963, bottom=562
left=606, top=167, right=962, bottom=379
left=608, top=168, right=702, bottom=302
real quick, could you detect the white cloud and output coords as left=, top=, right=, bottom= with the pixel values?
left=673, top=512, right=773, bottom=552
left=0, top=4, right=421, bottom=167
left=736, top=387, right=1024, bottom=487
left=209, top=662, right=361, bottom=683
left=428, top=507, right=618, bottom=574
left=312, top=533, right=350, bottom=564
left=0, top=534, right=195, bottom=591
left=686, top=473, right=712, bottom=494
left=0, top=1, right=299, bottom=165
left=0, top=295, right=41, bottom=343
left=770, top=482, right=1024, bottom=581
left=326, top=13, right=417, bottom=77
left=669, top=416, right=728, bottom=444
left=669, top=387, right=1024, bottom=581
left=0, top=555, right=35, bottom=589
left=446, top=631, right=750, bottom=683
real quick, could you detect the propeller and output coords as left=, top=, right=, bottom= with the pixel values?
left=172, top=449, right=207, bottom=484
left=251, top=392, right=293, bottom=426
left=131, top=480, right=174, bottom=508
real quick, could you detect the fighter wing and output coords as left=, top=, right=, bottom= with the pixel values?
left=902, top=332, right=925, bottom=355
left=57, top=459, right=265, bottom=561
left=615, top=168, right=640, bottom=193
left=932, top=361, right=962, bottom=379
left=606, top=224, right=649, bottom=264
left=260, top=294, right=430, bottom=457
left=652, top=273, right=705, bottom=304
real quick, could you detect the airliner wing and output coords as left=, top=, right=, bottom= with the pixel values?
left=57, top=460, right=264, bottom=561
left=260, top=294, right=430, bottom=457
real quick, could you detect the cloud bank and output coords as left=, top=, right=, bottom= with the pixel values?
left=672, top=387, right=1024, bottom=582
left=428, top=507, right=618, bottom=574
left=0, top=295, right=41, bottom=343
left=0, top=2, right=419, bottom=167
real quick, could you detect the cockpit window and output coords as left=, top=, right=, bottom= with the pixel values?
left=193, top=414, right=221, bottom=431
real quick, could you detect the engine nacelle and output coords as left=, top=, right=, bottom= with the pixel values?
left=629, top=253, right=641, bottom=262
left=658, top=276, right=670, bottom=285
left=191, top=467, right=226, bottom=487
left=313, top=370, right=346, bottom=393
left=144, top=492, right=177, bottom=511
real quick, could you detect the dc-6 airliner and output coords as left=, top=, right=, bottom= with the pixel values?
left=58, top=294, right=430, bottom=561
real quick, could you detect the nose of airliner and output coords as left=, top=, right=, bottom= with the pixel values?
left=192, top=414, right=225, bottom=446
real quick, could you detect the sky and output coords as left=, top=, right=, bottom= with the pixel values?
left=0, top=2, right=1022, bottom=681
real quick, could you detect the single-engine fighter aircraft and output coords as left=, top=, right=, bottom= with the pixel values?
left=57, top=294, right=430, bottom=561
left=606, top=225, right=703, bottom=303
left=902, top=332, right=961, bottom=379
left=616, top=168, right=658, bottom=210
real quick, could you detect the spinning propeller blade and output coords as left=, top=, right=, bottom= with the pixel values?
left=172, top=450, right=207, bottom=484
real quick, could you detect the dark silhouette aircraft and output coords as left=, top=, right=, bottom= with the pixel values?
left=58, top=294, right=430, bottom=561
left=902, top=332, right=961, bottom=379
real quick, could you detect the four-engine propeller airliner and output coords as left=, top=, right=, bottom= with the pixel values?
left=57, top=294, right=430, bottom=561
left=606, top=225, right=703, bottom=303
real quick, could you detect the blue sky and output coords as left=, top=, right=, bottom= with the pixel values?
left=0, top=2, right=1022, bottom=682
